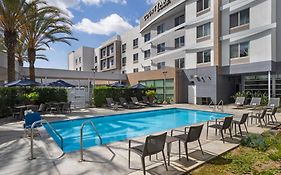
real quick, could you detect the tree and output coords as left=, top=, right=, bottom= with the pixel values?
left=21, top=3, right=77, bottom=81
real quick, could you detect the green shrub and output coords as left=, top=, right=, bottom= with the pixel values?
left=241, top=133, right=269, bottom=151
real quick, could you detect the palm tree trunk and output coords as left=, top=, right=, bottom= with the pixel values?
left=4, top=31, right=17, bottom=82
left=28, top=48, right=36, bottom=81
left=18, top=57, right=24, bottom=79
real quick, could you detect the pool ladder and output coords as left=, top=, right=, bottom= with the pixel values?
left=30, top=119, right=64, bottom=160
left=209, top=100, right=224, bottom=112
left=80, top=120, right=115, bottom=162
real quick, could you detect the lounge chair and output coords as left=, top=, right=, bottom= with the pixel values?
left=171, top=124, right=204, bottom=161
left=131, top=97, right=148, bottom=107
left=128, top=132, right=168, bottom=175
left=267, top=98, right=280, bottom=109
left=245, top=97, right=261, bottom=109
left=142, top=96, right=158, bottom=107
left=207, top=116, right=233, bottom=143
left=106, top=98, right=122, bottom=110
left=266, top=107, right=278, bottom=123
left=249, top=109, right=267, bottom=127
left=23, top=112, right=42, bottom=136
left=119, top=97, right=141, bottom=109
left=232, top=113, right=249, bottom=137
left=234, top=97, right=245, bottom=109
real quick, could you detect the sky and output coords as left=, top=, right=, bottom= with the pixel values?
left=31, top=0, right=158, bottom=69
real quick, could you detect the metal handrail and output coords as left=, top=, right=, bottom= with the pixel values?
left=30, top=119, right=64, bottom=160
left=217, top=100, right=224, bottom=112
left=80, top=120, right=103, bottom=161
left=209, top=100, right=216, bottom=111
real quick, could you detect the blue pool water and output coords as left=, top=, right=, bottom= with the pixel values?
left=44, top=108, right=231, bottom=153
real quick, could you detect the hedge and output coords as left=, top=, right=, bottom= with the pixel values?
left=0, top=87, right=67, bottom=118
left=93, top=86, right=155, bottom=107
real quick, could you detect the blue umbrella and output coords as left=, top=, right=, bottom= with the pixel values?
left=5, top=79, right=42, bottom=87
left=46, top=80, right=75, bottom=87
left=109, top=82, right=125, bottom=88
left=131, top=83, right=147, bottom=89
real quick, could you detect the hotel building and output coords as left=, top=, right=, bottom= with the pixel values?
left=68, top=0, right=281, bottom=104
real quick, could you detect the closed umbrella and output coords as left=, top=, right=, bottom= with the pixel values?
left=5, top=79, right=42, bottom=87
left=46, top=80, right=75, bottom=87
left=109, top=82, right=125, bottom=88
left=131, top=83, right=147, bottom=89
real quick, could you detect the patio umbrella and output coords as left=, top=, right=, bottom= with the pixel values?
left=109, top=82, right=125, bottom=88
left=46, top=80, right=75, bottom=88
left=5, top=79, right=42, bottom=87
left=131, top=83, right=147, bottom=89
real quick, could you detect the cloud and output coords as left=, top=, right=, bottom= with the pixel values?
left=73, top=14, right=133, bottom=35
left=135, top=19, right=140, bottom=25
left=82, top=0, right=127, bottom=5
left=146, top=0, right=158, bottom=5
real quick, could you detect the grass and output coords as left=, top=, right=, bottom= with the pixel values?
left=191, top=131, right=281, bottom=175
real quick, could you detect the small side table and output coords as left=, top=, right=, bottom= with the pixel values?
left=165, top=135, right=179, bottom=166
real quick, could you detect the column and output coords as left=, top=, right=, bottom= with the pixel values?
left=268, top=71, right=271, bottom=101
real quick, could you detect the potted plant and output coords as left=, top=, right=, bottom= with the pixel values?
left=145, top=90, right=156, bottom=103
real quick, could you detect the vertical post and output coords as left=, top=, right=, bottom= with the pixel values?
left=30, top=128, right=35, bottom=160
left=80, top=126, right=84, bottom=162
left=92, top=68, right=97, bottom=106
left=268, top=71, right=271, bottom=101
left=162, top=71, right=167, bottom=102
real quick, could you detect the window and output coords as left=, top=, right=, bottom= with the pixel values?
left=76, top=68, right=78, bottom=71
left=122, top=57, right=126, bottom=66
left=175, top=36, right=185, bottom=48
left=175, top=15, right=185, bottom=27
left=144, top=49, right=151, bottom=59
left=144, top=33, right=151, bottom=42
left=79, top=67, right=82, bottom=71
left=175, top=58, right=185, bottom=69
left=94, top=56, right=97, bottom=63
left=230, top=42, right=249, bottom=59
left=133, top=38, right=138, bottom=48
left=122, top=43, right=126, bottom=53
left=157, top=24, right=165, bottom=34
left=157, top=43, right=165, bottom=53
left=133, top=68, right=139, bottom=73
left=144, top=66, right=151, bottom=71
left=102, top=49, right=106, bottom=57
left=110, top=46, right=114, bottom=53
left=157, top=62, right=166, bottom=69
left=79, top=57, right=81, bottom=63
left=197, top=22, right=210, bottom=38
left=75, top=59, right=78, bottom=65
left=122, top=70, right=126, bottom=74
left=197, top=0, right=210, bottom=13
left=230, top=8, right=249, bottom=28
left=110, top=58, right=114, bottom=65
left=197, top=50, right=211, bottom=64
left=133, top=53, right=138, bottom=63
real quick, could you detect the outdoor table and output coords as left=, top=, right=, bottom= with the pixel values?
left=14, top=105, right=38, bottom=119
left=165, top=135, right=179, bottom=166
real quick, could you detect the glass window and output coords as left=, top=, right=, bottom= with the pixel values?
left=230, top=8, right=249, bottom=28
left=133, top=68, right=138, bottom=72
left=175, top=14, right=185, bottom=27
left=122, top=57, right=126, bottom=66
left=157, top=62, right=165, bottom=69
left=157, top=43, right=165, bottom=53
left=133, top=53, right=138, bottom=62
left=230, top=42, right=249, bottom=59
left=197, top=0, right=210, bottom=12
left=157, top=24, right=165, bottom=34
left=122, top=43, right=126, bottom=53
left=175, top=36, right=185, bottom=48
left=197, top=22, right=210, bottom=38
left=175, top=58, right=185, bottom=69
left=144, top=66, right=151, bottom=71
left=197, top=50, right=211, bottom=64
left=240, top=9, right=249, bottom=25
left=230, top=13, right=238, bottom=28
left=94, top=56, right=97, bottom=63
left=144, top=33, right=151, bottom=42
left=240, top=42, right=249, bottom=57
left=230, top=44, right=239, bottom=58
left=144, top=49, right=151, bottom=59
left=133, top=38, right=138, bottom=48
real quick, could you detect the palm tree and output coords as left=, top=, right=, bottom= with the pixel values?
left=21, top=3, right=77, bottom=81
left=0, top=0, right=41, bottom=82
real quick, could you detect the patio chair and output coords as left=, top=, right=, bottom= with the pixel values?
left=106, top=98, right=122, bottom=110
left=207, top=116, right=233, bottom=143
left=128, top=132, right=168, bottom=175
left=267, top=98, right=280, bottom=109
left=142, top=96, right=158, bottom=107
left=245, top=97, right=261, bottom=109
left=10, top=107, right=21, bottom=119
left=131, top=97, right=148, bottom=107
left=232, top=113, right=249, bottom=137
left=119, top=97, right=141, bottom=109
left=171, top=124, right=204, bottom=161
left=37, top=104, right=46, bottom=114
left=266, top=107, right=278, bottom=123
left=234, top=97, right=245, bottom=109
left=249, top=109, right=267, bottom=127
left=23, top=112, right=42, bottom=135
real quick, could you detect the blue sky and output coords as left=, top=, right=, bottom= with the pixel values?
left=32, top=0, right=156, bottom=69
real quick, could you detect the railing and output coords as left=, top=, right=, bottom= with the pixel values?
left=209, top=100, right=216, bottom=111
left=217, top=100, right=224, bottom=112
left=209, top=99, right=224, bottom=112
left=30, top=119, right=64, bottom=160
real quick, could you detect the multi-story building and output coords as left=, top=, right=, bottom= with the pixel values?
left=68, top=0, right=281, bottom=104
left=68, top=46, right=95, bottom=71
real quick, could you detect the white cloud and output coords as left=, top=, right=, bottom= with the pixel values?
left=146, top=0, right=158, bottom=5
left=82, top=0, right=127, bottom=5
left=135, top=19, right=140, bottom=25
left=73, top=14, right=133, bottom=35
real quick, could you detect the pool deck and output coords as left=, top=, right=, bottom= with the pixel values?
left=0, top=104, right=280, bottom=175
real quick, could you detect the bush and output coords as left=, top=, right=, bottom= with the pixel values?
left=241, top=133, right=269, bottom=151
left=232, top=91, right=268, bottom=105
left=0, top=87, right=67, bottom=118
left=93, top=86, right=155, bottom=107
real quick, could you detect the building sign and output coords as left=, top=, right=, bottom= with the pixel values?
left=144, top=0, right=171, bottom=21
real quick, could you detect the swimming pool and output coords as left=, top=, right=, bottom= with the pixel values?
left=44, top=108, right=231, bottom=153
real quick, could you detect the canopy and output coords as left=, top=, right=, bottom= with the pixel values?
left=131, top=83, right=147, bottom=89
left=109, top=82, right=125, bottom=88
left=46, top=80, right=75, bottom=87
left=5, top=79, right=42, bottom=87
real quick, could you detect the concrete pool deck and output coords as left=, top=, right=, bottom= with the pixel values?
left=0, top=104, right=280, bottom=175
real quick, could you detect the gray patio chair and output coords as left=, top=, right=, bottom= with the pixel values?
left=234, top=97, right=245, bottom=108
left=232, top=113, right=249, bottom=137
left=267, top=98, right=280, bottom=109
left=171, top=124, right=204, bottom=161
left=245, top=97, right=261, bottom=109
left=37, top=104, right=46, bottom=114
left=128, top=132, right=168, bottom=175
left=249, top=109, right=267, bottom=127
left=106, top=98, right=122, bottom=110
left=142, top=96, right=159, bottom=107
left=119, top=97, right=141, bottom=109
left=131, top=97, right=148, bottom=107
left=207, top=116, right=233, bottom=143
left=266, top=107, right=278, bottom=123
